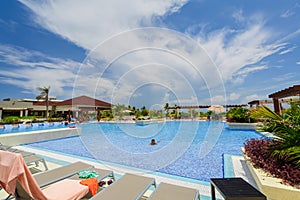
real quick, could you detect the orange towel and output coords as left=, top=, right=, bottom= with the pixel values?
left=80, top=178, right=99, bottom=196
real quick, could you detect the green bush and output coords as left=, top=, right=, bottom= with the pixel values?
left=226, top=107, right=254, bottom=123
left=3, top=116, right=20, bottom=124
left=20, top=116, right=36, bottom=120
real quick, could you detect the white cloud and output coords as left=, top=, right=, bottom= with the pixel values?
left=280, top=3, right=300, bottom=18
left=229, top=93, right=240, bottom=101
left=242, top=94, right=259, bottom=104
left=272, top=73, right=296, bottom=81
left=296, top=61, right=300, bottom=65
left=280, top=10, right=295, bottom=18
left=0, top=45, right=83, bottom=98
left=241, top=93, right=270, bottom=104
left=232, top=9, right=245, bottom=23
left=233, top=65, right=268, bottom=76
left=19, top=0, right=188, bottom=50
left=195, top=16, right=285, bottom=84
left=11, top=1, right=297, bottom=107
left=279, top=46, right=297, bottom=55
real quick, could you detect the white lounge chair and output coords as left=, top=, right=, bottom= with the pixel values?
left=148, top=182, right=201, bottom=200
left=90, top=173, right=156, bottom=200
left=0, top=150, right=90, bottom=200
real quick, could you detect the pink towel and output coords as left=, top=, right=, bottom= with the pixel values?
left=0, top=150, right=89, bottom=200
left=0, top=150, right=47, bottom=199
left=43, top=179, right=89, bottom=200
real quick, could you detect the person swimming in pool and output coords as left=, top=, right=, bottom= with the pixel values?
left=150, top=139, right=158, bottom=145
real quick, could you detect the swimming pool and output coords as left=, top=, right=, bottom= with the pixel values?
left=0, top=122, right=68, bottom=134
left=27, top=121, right=262, bottom=182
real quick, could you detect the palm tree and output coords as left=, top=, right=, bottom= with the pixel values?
left=36, top=86, right=50, bottom=120
left=164, top=103, right=169, bottom=118
left=251, top=105, right=300, bottom=168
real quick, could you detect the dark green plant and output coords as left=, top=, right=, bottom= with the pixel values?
left=251, top=105, right=300, bottom=168
left=226, top=107, right=254, bottom=123
left=3, top=116, right=20, bottom=124
left=20, top=116, right=36, bottom=120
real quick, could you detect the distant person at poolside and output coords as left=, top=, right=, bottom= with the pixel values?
left=207, top=115, right=211, bottom=121
left=150, top=139, right=158, bottom=145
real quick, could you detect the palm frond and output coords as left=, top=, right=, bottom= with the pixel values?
left=270, top=146, right=300, bottom=168
left=250, top=106, right=282, bottom=121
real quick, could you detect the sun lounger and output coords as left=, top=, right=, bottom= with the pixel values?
left=24, top=154, right=49, bottom=171
left=0, top=150, right=90, bottom=200
left=34, top=161, right=94, bottom=187
left=15, top=162, right=111, bottom=199
left=68, top=168, right=115, bottom=198
left=0, top=143, right=15, bottom=151
left=90, top=173, right=156, bottom=200
left=0, top=143, right=34, bottom=156
left=0, top=143, right=48, bottom=170
left=148, top=182, right=200, bottom=200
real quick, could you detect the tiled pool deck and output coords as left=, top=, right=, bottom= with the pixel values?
left=0, top=146, right=257, bottom=200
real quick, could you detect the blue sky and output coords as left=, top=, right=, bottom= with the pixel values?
left=0, top=0, right=299, bottom=109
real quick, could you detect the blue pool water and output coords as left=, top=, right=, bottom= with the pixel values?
left=27, top=121, right=262, bottom=182
left=0, top=122, right=67, bottom=134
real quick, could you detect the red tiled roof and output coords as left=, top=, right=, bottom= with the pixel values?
left=33, top=101, right=58, bottom=106
left=56, top=95, right=112, bottom=107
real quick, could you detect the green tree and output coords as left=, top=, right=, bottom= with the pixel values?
left=251, top=105, right=300, bottom=168
left=164, top=103, right=169, bottom=117
left=141, top=106, right=149, bottom=116
left=36, top=86, right=50, bottom=119
left=226, top=107, right=253, bottom=123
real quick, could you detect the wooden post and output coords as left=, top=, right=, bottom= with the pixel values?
left=273, top=98, right=281, bottom=115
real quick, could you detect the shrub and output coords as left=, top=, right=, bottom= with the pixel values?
left=3, top=116, right=20, bottom=124
left=226, top=107, right=255, bottom=123
left=244, top=138, right=300, bottom=188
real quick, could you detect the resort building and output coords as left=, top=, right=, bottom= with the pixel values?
left=0, top=95, right=112, bottom=120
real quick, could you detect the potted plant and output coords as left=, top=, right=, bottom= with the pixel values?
left=243, top=104, right=300, bottom=198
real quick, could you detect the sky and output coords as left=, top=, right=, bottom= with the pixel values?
left=0, top=0, right=299, bottom=109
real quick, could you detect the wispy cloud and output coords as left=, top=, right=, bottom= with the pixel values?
left=0, top=45, right=82, bottom=98
left=195, top=19, right=284, bottom=83
left=229, top=93, right=240, bottom=101
left=279, top=45, right=297, bottom=55
left=280, top=3, right=300, bottom=18
left=232, top=9, right=245, bottom=23
left=280, top=10, right=295, bottom=18
left=272, top=73, right=296, bottom=81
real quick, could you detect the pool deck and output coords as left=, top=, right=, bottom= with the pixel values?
left=0, top=146, right=257, bottom=200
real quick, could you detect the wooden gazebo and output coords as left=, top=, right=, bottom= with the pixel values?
left=248, top=99, right=291, bottom=108
left=268, top=85, right=300, bottom=114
